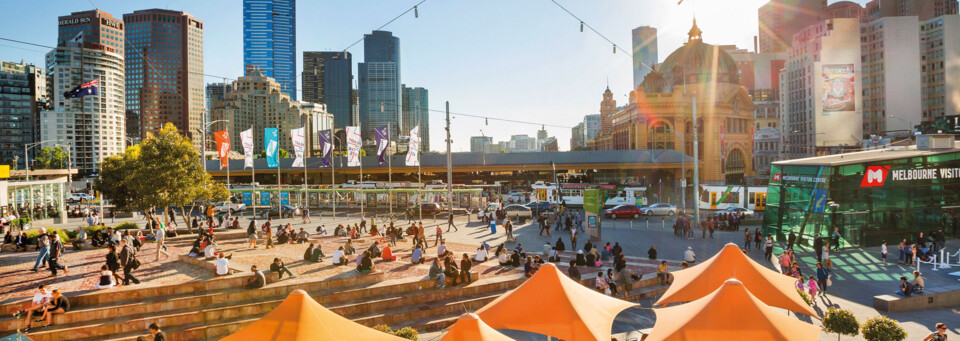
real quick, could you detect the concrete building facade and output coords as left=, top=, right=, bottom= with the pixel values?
left=0, top=62, right=46, bottom=169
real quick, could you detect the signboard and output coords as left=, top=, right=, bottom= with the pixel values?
left=811, top=189, right=828, bottom=214
left=280, top=192, right=289, bottom=206
left=242, top=192, right=252, bottom=206
left=821, top=64, right=856, bottom=113
left=561, top=183, right=617, bottom=190
left=0, top=165, right=9, bottom=179
left=260, top=192, right=271, bottom=206
left=583, top=189, right=602, bottom=214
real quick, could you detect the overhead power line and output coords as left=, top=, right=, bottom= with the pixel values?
left=341, top=0, right=427, bottom=53
left=547, top=0, right=655, bottom=73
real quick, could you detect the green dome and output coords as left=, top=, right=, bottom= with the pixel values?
left=657, top=19, right=740, bottom=87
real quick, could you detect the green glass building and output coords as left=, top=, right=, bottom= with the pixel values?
left=762, top=135, right=960, bottom=247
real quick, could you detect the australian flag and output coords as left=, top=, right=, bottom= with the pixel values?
left=64, top=79, right=99, bottom=99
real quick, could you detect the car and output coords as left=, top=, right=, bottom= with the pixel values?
left=407, top=202, right=442, bottom=217
left=503, top=204, right=533, bottom=218
left=642, top=203, right=679, bottom=216
left=524, top=201, right=555, bottom=215
left=214, top=201, right=247, bottom=214
left=68, top=193, right=92, bottom=203
left=720, top=207, right=755, bottom=218
left=506, top=192, right=528, bottom=204
left=260, top=205, right=299, bottom=218
left=476, top=203, right=501, bottom=220
left=603, top=204, right=643, bottom=219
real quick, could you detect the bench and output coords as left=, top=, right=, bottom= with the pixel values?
left=874, top=286, right=960, bottom=312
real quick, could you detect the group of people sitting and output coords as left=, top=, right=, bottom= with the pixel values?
left=896, top=270, right=925, bottom=296
left=15, top=285, right=70, bottom=333
left=428, top=253, right=473, bottom=288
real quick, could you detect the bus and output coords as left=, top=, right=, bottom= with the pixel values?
left=530, top=182, right=648, bottom=208
left=698, top=185, right=767, bottom=211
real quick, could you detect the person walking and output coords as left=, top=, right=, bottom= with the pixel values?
left=155, top=219, right=170, bottom=261
left=447, top=214, right=458, bottom=232
left=48, top=234, right=67, bottom=276
left=744, top=229, right=752, bottom=251
left=923, top=323, right=948, bottom=341
left=31, top=228, right=50, bottom=272
left=764, top=234, right=774, bottom=261
left=787, top=230, right=797, bottom=251
left=435, top=225, right=443, bottom=246
left=119, top=239, right=140, bottom=285
left=815, top=262, right=830, bottom=297
left=754, top=229, right=763, bottom=250
left=831, top=228, right=841, bottom=251
left=106, top=244, right=123, bottom=285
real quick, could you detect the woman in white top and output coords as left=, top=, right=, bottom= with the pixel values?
left=498, top=249, right=510, bottom=265
left=474, top=247, right=488, bottom=262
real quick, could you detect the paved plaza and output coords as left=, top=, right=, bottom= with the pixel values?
left=1, top=211, right=957, bottom=340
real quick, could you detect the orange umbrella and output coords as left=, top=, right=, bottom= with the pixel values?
left=475, top=263, right=636, bottom=341
left=655, top=243, right=816, bottom=316
left=440, top=313, right=514, bottom=341
left=221, top=289, right=405, bottom=341
left=647, top=279, right=821, bottom=341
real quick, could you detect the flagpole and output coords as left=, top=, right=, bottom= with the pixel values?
left=276, top=111, right=281, bottom=211
left=251, top=126, right=256, bottom=218
left=359, top=127, right=364, bottom=220
left=224, top=78, right=230, bottom=189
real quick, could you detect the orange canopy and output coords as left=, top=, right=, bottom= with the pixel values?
left=647, top=279, right=821, bottom=341
left=221, top=289, right=405, bottom=341
left=655, top=243, right=816, bottom=316
left=440, top=313, right=514, bottom=341
left=475, top=263, right=636, bottom=341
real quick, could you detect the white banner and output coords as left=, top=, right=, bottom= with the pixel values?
left=406, top=125, right=420, bottom=166
left=240, top=129, right=254, bottom=168
left=291, top=127, right=305, bottom=168
left=346, top=126, right=361, bottom=167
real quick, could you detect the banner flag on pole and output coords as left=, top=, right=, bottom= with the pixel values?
left=375, top=126, right=388, bottom=167
left=214, top=130, right=230, bottom=169
left=241, top=128, right=254, bottom=168
left=265, top=127, right=279, bottom=168
left=291, top=127, right=305, bottom=168
left=346, top=126, right=361, bottom=167
left=319, top=129, right=332, bottom=168
left=406, top=125, right=420, bottom=166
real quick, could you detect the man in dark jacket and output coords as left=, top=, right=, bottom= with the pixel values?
left=813, top=236, right=823, bottom=263
left=48, top=235, right=67, bottom=276
left=119, top=240, right=140, bottom=285
left=787, top=231, right=797, bottom=251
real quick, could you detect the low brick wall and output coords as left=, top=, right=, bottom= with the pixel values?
left=874, top=287, right=960, bottom=312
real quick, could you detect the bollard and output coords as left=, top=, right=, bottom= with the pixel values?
left=646, top=219, right=649, bottom=229
left=662, top=216, right=665, bottom=229
left=630, top=220, right=633, bottom=229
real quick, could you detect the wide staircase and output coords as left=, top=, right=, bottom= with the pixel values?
left=0, top=244, right=671, bottom=341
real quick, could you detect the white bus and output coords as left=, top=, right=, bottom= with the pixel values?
left=530, top=182, right=648, bottom=208
left=698, top=185, right=768, bottom=211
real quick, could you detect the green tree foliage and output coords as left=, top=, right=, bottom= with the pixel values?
left=861, top=315, right=906, bottom=341
left=95, top=123, right=229, bottom=225
left=255, top=148, right=291, bottom=159
left=33, top=146, right=69, bottom=169
left=823, top=308, right=859, bottom=341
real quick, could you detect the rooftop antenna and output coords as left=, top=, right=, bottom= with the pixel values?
left=87, top=0, right=98, bottom=9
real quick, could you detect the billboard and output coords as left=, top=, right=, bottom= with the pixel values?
left=821, top=64, right=855, bottom=113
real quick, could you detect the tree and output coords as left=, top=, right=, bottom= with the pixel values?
left=255, top=148, right=290, bottom=159
left=95, top=123, right=229, bottom=226
left=33, top=146, right=68, bottom=169
left=823, top=308, right=859, bottom=341
left=861, top=315, right=906, bottom=341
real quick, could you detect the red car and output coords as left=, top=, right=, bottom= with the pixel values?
left=603, top=205, right=643, bottom=219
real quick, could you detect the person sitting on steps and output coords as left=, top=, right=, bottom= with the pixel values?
left=332, top=246, right=348, bottom=266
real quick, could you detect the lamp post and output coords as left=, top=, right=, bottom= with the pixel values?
left=666, top=128, right=687, bottom=214
left=479, top=129, right=487, bottom=166
left=199, top=119, right=229, bottom=172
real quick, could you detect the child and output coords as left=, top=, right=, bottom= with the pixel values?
left=880, top=240, right=888, bottom=263
left=806, top=275, right=819, bottom=303
left=795, top=277, right=806, bottom=291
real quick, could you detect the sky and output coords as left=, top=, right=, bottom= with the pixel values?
left=0, top=0, right=867, bottom=152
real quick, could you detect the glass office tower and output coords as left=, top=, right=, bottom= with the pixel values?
left=243, top=0, right=296, bottom=100
left=358, top=31, right=401, bottom=140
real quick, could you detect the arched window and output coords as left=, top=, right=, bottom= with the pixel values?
left=649, top=122, right=674, bottom=150
left=725, top=149, right=746, bottom=173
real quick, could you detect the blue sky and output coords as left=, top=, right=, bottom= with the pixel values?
left=0, top=0, right=866, bottom=152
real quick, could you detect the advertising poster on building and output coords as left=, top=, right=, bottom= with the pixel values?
left=260, top=192, right=271, bottom=206
left=242, top=192, right=252, bottom=206
left=821, top=64, right=856, bottom=113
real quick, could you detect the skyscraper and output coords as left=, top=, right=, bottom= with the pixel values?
left=0, top=61, right=45, bottom=169
left=402, top=85, right=429, bottom=152
left=43, top=10, right=126, bottom=174
left=243, top=0, right=296, bottom=100
left=124, top=9, right=204, bottom=147
left=758, top=0, right=825, bottom=53
left=866, top=0, right=958, bottom=21
left=302, top=51, right=352, bottom=129
left=631, top=26, right=658, bottom=91
left=358, top=31, right=401, bottom=140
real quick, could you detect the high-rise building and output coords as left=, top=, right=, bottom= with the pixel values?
left=470, top=136, right=492, bottom=153
left=358, top=31, right=401, bottom=140
left=781, top=18, right=863, bottom=158
left=921, top=15, right=960, bottom=121
left=824, top=0, right=867, bottom=19
left=861, top=16, right=922, bottom=136
left=302, top=51, right=352, bottom=129
left=758, top=0, right=825, bottom=53
left=0, top=61, right=46, bottom=169
left=536, top=127, right=548, bottom=150
left=402, top=85, right=429, bottom=152
left=205, top=82, right=232, bottom=128
left=632, top=26, right=658, bottom=91
left=43, top=10, right=126, bottom=174
left=866, top=0, right=958, bottom=21
left=584, top=114, right=601, bottom=141
left=243, top=0, right=296, bottom=100
left=508, top=135, right=537, bottom=152
left=210, top=70, right=326, bottom=154
left=124, top=9, right=204, bottom=147
left=570, top=122, right=585, bottom=150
